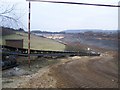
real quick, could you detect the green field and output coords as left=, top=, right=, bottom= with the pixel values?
left=1, top=31, right=65, bottom=51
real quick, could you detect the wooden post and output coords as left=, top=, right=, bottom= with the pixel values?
left=28, top=1, right=31, bottom=68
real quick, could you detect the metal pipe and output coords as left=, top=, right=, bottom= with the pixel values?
left=28, top=1, right=31, bottom=68
left=26, top=0, right=120, bottom=7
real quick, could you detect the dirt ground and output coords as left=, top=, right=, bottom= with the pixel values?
left=2, top=51, right=118, bottom=88
left=50, top=56, right=118, bottom=88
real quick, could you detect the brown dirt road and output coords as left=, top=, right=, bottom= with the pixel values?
left=17, top=52, right=118, bottom=88
left=50, top=55, right=118, bottom=88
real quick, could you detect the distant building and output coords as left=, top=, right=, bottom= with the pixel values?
left=34, top=33, right=64, bottom=39
left=46, top=34, right=64, bottom=39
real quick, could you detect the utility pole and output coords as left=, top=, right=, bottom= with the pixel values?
left=28, top=1, right=31, bottom=68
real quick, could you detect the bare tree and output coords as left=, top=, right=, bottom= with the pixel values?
left=0, top=1, right=26, bottom=29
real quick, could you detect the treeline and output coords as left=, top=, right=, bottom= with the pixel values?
left=1, top=27, right=25, bottom=36
left=31, top=30, right=65, bottom=34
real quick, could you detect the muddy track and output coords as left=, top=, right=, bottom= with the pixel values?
left=6, top=55, right=118, bottom=88
left=49, top=56, right=118, bottom=88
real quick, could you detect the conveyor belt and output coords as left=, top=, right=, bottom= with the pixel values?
left=1, top=45, right=100, bottom=70
left=1, top=45, right=100, bottom=56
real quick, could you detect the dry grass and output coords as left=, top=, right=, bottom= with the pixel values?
left=1, top=31, right=65, bottom=51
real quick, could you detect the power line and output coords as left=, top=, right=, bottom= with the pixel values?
left=27, top=0, right=120, bottom=7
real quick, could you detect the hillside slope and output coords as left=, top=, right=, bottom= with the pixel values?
left=1, top=30, right=65, bottom=51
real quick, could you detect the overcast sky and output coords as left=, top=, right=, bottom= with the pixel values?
left=0, top=0, right=119, bottom=31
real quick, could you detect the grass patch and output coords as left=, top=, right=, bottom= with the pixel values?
left=1, top=31, right=65, bottom=51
